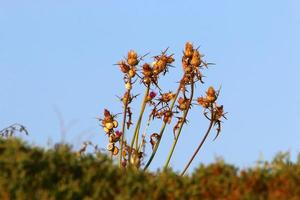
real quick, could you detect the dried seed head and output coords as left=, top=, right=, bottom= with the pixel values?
left=166, top=56, right=175, bottom=63
left=150, top=133, right=160, bottom=149
left=107, top=142, right=114, bottom=151
left=206, top=86, right=216, bottom=102
left=128, top=68, right=136, bottom=78
left=182, top=73, right=193, bottom=84
left=112, top=146, right=119, bottom=155
left=127, top=50, right=138, bottom=66
left=105, top=122, right=114, bottom=130
left=125, top=82, right=132, bottom=90
left=128, top=50, right=138, bottom=59
left=113, top=120, right=118, bottom=128
left=103, top=127, right=110, bottom=133
left=152, top=52, right=174, bottom=76
left=178, top=97, right=190, bottom=111
left=161, top=92, right=175, bottom=103
left=184, top=42, right=194, bottom=58
left=163, top=110, right=173, bottom=124
left=207, top=86, right=215, bottom=96
left=109, top=134, right=114, bottom=143
left=191, top=50, right=201, bottom=67
left=143, top=77, right=151, bottom=85
left=197, top=97, right=209, bottom=108
left=128, top=58, right=138, bottom=66
left=215, top=105, right=224, bottom=120
left=184, top=66, right=193, bottom=74
left=118, top=61, right=130, bottom=73
left=153, top=59, right=167, bottom=73
left=142, top=63, right=153, bottom=77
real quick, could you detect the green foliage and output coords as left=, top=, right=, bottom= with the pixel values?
left=1, top=138, right=300, bottom=200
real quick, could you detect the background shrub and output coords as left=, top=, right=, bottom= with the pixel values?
left=0, top=138, right=299, bottom=200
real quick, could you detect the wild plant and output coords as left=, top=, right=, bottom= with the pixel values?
left=84, top=42, right=226, bottom=175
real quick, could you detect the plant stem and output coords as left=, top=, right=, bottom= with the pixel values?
left=128, top=86, right=150, bottom=164
left=119, top=90, right=130, bottom=167
left=143, top=85, right=181, bottom=170
left=138, top=115, right=152, bottom=152
left=180, top=104, right=214, bottom=176
left=163, top=82, right=194, bottom=170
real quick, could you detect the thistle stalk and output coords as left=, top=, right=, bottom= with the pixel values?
left=180, top=104, right=214, bottom=176
left=119, top=88, right=131, bottom=167
left=163, top=82, right=194, bottom=170
left=143, top=85, right=181, bottom=170
left=128, top=86, right=150, bottom=164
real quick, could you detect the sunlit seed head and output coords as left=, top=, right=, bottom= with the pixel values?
left=113, top=120, right=118, bottom=128
left=106, top=143, right=114, bottom=151
left=103, top=127, right=110, bottom=133
left=112, top=146, right=119, bottom=156
left=127, top=50, right=137, bottom=59
left=128, top=69, right=136, bottom=78
left=105, top=122, right=114, bottom=130
left=125, top=82, right=132, bottom=90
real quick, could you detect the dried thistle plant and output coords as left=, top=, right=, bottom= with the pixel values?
left=86, top=42, right=226, bottom=175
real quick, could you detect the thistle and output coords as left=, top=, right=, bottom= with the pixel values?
left=81, top=42, right=226, bottom=174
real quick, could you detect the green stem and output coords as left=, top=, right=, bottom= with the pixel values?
left=143, top=85, right=181, bottom=170
left=163, top=82, right=194, bottom=170
left=180, top=104, right=214, bottom=176
left=128, top=86, right=150, bottom=164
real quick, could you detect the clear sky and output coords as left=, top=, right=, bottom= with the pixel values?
left=1, top=0, right=300, bottom=173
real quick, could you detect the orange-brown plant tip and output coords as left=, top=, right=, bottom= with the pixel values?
left=127, top=50, right=138, bottom=66
left=207, top=87, right=216, bottom=96
left=142, top=63, right=152, bottom=76
left=197, top=97, right=209, bottom=108
left=163, top=111, right=173, bottom=124
left=127, top=58, right=138, bottom=66
left=154, top=59, right=167, bottom=70
left=127, top=50, right=137, bottom=59
left=161, top=92, right=174, bottom=102
left=142, top=63, right=151, bottom=70
left=184, top=42, right=194, bottom=58
left=118, top=61, right=130, bottom=73
left=166, top=56, right=175, bottom=63
left=215, top=105, right=224, bottom=119
left=191, top=50, right=201, bottom=67
left=104, top=109, right=111, bottom=117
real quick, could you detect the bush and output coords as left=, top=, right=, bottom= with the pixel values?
left=1, top=138, right=300, bottom=199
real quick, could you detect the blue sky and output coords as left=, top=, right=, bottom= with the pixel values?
left=1, top=0, right=300, bottom=172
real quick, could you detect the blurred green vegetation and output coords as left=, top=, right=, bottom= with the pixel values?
left=0, top=138, right=300, bottom=200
